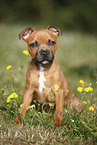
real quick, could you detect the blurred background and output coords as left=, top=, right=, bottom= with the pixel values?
left=0, top=0, right=97, bottom=34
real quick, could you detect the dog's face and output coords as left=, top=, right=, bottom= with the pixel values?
left=19, top=25, right=61, bottom=67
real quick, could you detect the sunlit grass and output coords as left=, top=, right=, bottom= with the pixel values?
left=0, top=24, right=97, bottom=144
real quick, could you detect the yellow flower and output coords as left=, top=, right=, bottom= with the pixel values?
left=7, top=98, right=10, bottom=103
left=88, top=87, right=93, bottom=91
left=77, top=87, right=83, bottom=92
left=12, top=93, right=18, bottom=98
left=23, top=50, right=29, bottom=55
left=88, top=100, right=90, bottom=104
left=65, top=110, right=68, bottom=113
left=89, top=106, right=94, bottom=111
left=84, top=87, right=89, bottom=92
left=27, top=104, right=35, bottom=109
left=79, top=80, right=84, bottom=84
left=54, top=84, right=59, bottom=91
left=7, top=65, right=12, bottom=70
left=83, top=101, right=87, bottom=104
left=7, top=93, right=18, bottom=103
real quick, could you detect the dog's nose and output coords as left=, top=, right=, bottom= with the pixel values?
left=40, top=50, right=50, bottom=58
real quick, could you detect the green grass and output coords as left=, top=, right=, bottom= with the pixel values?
left=0, top=24, right=97, bottom=145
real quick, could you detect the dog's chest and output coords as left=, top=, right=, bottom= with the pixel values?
left=38, top=71, right=46, bottom=93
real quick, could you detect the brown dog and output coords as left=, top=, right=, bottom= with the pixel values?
left=15, top=25, right=82, bottom=127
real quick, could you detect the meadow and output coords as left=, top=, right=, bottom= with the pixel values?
left=0, top=24, right=97, bottom=145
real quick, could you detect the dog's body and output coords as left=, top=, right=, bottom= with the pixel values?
left=16, top=25, right=82, bottom=127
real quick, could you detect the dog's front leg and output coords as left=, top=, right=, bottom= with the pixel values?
left=15, top=88, right=34, bottom=123
left=54, top=90, right=64, bottom=127
left=21, top=88, right=34, bottom=117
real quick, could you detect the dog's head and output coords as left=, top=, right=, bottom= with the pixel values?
left=19, top=25, right=61, bottom=67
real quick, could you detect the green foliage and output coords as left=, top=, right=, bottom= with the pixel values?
left=0, top=0, right=97, bottom=33
left=0, top=24, right=97, bottom=144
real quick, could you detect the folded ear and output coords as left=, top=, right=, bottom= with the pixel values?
left=47, top=25, right=61, bottom=37
left=19, top=27, right=33, bottom=41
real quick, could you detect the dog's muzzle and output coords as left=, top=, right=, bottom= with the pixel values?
left=34, top=49, right=54, bottom=66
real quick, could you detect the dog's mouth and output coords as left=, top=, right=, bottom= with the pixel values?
left=34, top=57, right=54, bottom=66
left=41, top=60, right=50, bottom=65
left=34, top=50, right=54, bottom=67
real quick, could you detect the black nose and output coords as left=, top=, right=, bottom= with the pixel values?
left=40, top=50, right=50, bottom=58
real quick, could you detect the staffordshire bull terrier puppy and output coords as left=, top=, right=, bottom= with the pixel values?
left=15, top=25, right=82, bottom=127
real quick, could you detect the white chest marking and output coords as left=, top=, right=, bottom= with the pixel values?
left=38, top=71, right=46, bottom=93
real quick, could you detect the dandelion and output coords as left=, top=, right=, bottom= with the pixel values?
left=7, top=65, right=12, bottom=70
left=27, top=104, right=35, bottom=109
left=83, top=101, right=87, bottom=104
left=89, top=106, right=94, bottom=111
left=77, top=87, right=83, bottom=92
left=88, top=87, right=93, bottom=91
left=79, top=80, right=84, bottom=84
left=23, top=50, right=29, bottom=55
left=84, top=87, right=89, bottom=92
left=54, top=84, right=59, bottom=91
left=7, top=93, right=18, bottom=103
left=65, top=110, right=68, bottom=113
left=7, top=97, right=10, bottom=103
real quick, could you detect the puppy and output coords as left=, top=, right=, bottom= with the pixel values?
left=15, top=25, right=82, bottom=126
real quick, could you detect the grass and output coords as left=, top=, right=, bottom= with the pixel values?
left=0, top=23, right=97, bottom=145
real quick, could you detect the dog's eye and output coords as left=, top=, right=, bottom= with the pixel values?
left=29, top=41, right=38, bottom=48
left=48, top=39, right=55, bottom=46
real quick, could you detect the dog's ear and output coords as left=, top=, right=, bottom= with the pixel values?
left=19, top=27, right=33, bottom=41
left=47, top=25, right=61, bottom=37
